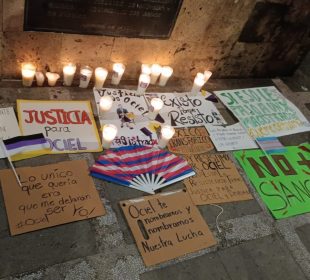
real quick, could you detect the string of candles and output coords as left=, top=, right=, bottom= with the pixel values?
left=21, top=62, right=212, bottom=96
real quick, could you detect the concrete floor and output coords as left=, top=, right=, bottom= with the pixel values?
left=0, top=78, right=309, bottom=280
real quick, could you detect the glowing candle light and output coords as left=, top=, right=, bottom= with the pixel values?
left=35, top=71, right=45, bottom=86
left=204, top=70, right=212, bottom=83
left=21, top=63, right=36, bottom=87
left=79, top=66, right=93, bottom=88
left=158, top=66, right=173, bottom=86
left=46, top=72, right=60, bottom=86
left=150, top=64, right=162, bottom=84
left=158, top=125, right=175, bottom=148
left=111, top=63, right=125, bottom=85
left=141, top=64, right=151, bottom=75
left=99, top=95, right=113, bottom=118
left=94, top=67, right=108, bottom=89
left=148, top=98, right=164, bottom=119
left=136, top=74, right=150, bottom=96
left=63, top=63, right=76, bottom=86
left=191, top=72, right=205, bottom=94
left=102, top=124, right=118, bottom=149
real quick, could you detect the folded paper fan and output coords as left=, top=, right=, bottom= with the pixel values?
left=90, top=145, right=195, bottom=194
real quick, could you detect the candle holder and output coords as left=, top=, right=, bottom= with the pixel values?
left=204, top=70, right=212, bottom=83
left=99, top=96, right=113, bottom=118
left=141, top=64, right=151, bottom=75
left=102, top=124, right=118, bottom=149
left=111, top=63, right=125, bottom=85
left=35, top=71, right=45, bottom=86
left=158, top=125, right=175, bottom=149
left=136, top=74, right=150, bottom=96
left=21, top=63, right=36, bottom=87
left=79, top=65, right=93, bottom=88
left=191, top=73, right=205, bottom=94
left=150, top=64, right=162, bottom=84
left=46, top=72, right=60, bottom=86
left=159, top=66, right=173, bottom=86
left=148, top=98, right=164, bottom=120
left=95, top=67, right=108, bottom=89
left=63, top=63, right=76, bottom=86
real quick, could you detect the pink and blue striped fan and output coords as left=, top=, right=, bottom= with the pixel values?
left=90, top=145, right=195, bottom=194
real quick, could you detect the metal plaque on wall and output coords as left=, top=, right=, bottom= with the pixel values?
left=24, top=0, right=183, bottom=39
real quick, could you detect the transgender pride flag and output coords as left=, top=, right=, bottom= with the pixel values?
left=90, top=146, right=195, bottom=193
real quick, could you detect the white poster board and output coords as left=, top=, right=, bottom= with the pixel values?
left=17, top=100, right=102, bottom=154
left=0, top=107, right=21, bottom=158
left=214, top=86, right=310, bottom=138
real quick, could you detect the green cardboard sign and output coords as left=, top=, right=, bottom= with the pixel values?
left=234, top=144, right=310, bottom=219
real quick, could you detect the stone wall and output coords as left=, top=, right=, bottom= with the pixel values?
left=0, top=0, right=309, bottom=81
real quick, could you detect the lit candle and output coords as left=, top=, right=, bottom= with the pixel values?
left=158, top=125, right=175, bottom=148
left=21, top=63, right=36, bottom=87
left=204, top=70, right=212, bottom=83
left=111, top=63, right=125, bottom=85
left=148, top=98, right=164, bottom=119
left=99, top=95, right=113, bottom=118
left=150, top=64, right=162, bottom=84
left=102, top=124, right=118, bottom=149
left=141, top=64, right=151, bottom=75
left=158, top=66, right=173, bottom=86
left=35, top=71, right=45, bottom=86
left=79, top=66, right=93, bottom=88
left=63, top=63, right=76, bottom=86
left=136, top=74, right=150, bottom=96
left=46, top=72, right=60, bottom=86
left=94, top=67, right=108, bottom=89
left=191, top=72, right=205, bottom=94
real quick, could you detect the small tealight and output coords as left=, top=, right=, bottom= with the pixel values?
left=21, top=63, right=36, bottom=87
left=94, top=67, right=108, bottom=89
left=111, top=63, right=125, bottom=85
left=99, top=95, right=113, bottom=118
left=148, top=98, right=164, bottom=119
left=102, top=124, right=118, bottom=149
left=136, top=74, right=151, bottom=96
left=158, top=66, right=173, bottom=86
left=150, top=64, right=162, bottom=84
left=158, top=125, right=175, bottom=148
left=46, top=72, right=60, bottom=86
left=79, top=66, right=93, bottom=88
left=63, top=63, right=76, bottom=86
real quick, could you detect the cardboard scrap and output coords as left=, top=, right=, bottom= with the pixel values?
left=234, top=144, right=310, bottom=219
left=0, top=160, right=105, bottom=235
left=120, top=190, right=216, bottom=266
left=167, top=126, right=214, bottom=155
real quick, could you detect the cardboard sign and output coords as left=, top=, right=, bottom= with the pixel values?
left=214, top=86, right=310, bottom=138
left=17, top=100, right=102, bottom=154
left=234, top=144, right=310, bottom=219
left=0, top=107, right=21, bottom=158
left=167, top=126, right=213, bottom=154
left=146, top=92, right=226, bottom=127
left=183, top=153, right=253, bottom=205
left=0, top=160, right=105, bottom=235
left=120, top=190, right=216, bottom=266
left=93, top=88, right=160, bottom=147
left=206, top=123, right=258, bottom=151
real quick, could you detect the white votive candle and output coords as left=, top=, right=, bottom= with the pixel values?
left=46, top=72, right=60, bottom=86
left=136, top=74, right=150, bottom=96
left=141, top=64, right=151, bottom=75
left=63, top=63, right=76, bottom=86
left=95, top=67, right=108, bottom=89
left=191, top=73, right=205, bottom=94
left=158, top=125, right=175, bottom=148
left=21, top=63, right=36, bottom=87
left=35, top=71, right=45, bottom=86
left=158, top=66, right=173, bottom=86
left=150, top=64, right=162, bottom=84
left=111, top=63, right=125, bottom=85
left=99, top=96, right=113, bottom=118
left=148, top=98, right=164, bottom=119
left=204, top=70, right=212, bottom=82
left=79, top=66, right=93, bottom=88
left=102, top=124, right=118, bottom=149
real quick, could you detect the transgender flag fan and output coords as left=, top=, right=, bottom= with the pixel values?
left=90, top=146, right=195, bottom=194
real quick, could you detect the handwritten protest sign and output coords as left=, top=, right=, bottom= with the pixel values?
left=183, top=153, right=253, bottom=205
left=0, top=107, right=21, bottom=158
left=0, top=160, right=105, bottom=235
left=234, top=144, right=310, bottom=219
left=120, top=190, right=216, bottom=266
left=214, top=86, right=310, bottom=138
left=206, top=123, right=257, bottom=151
left=146, top=92, right=226, bottom=127
left=167, top=126, right=213, bottom=154
left=17, top=100, right=102, bottom=154
left=93, top=88, right=159, bottom=147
